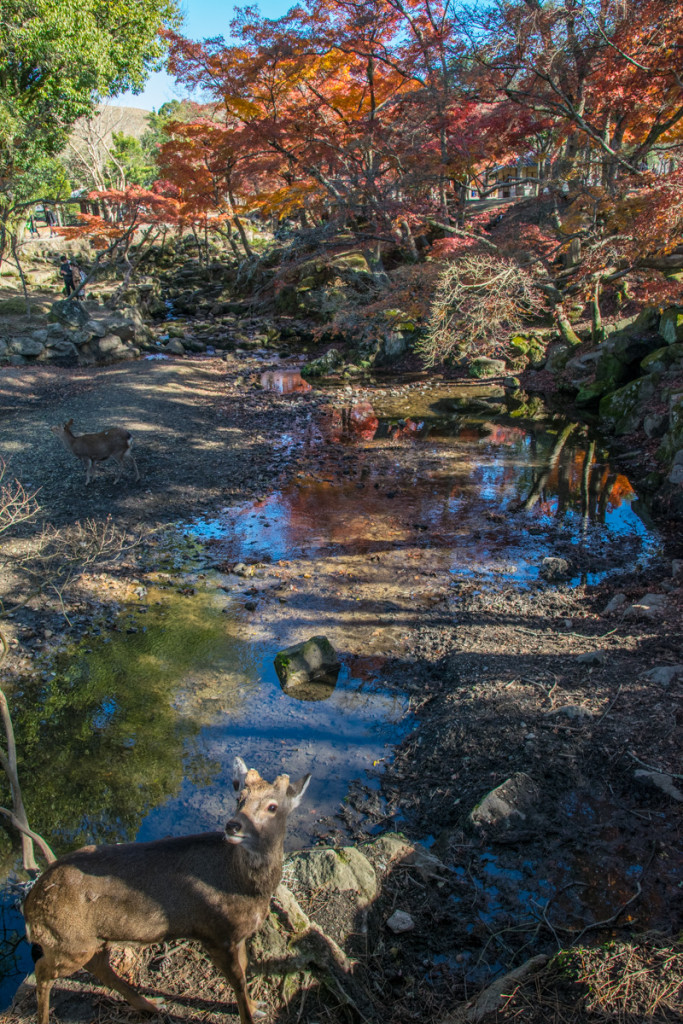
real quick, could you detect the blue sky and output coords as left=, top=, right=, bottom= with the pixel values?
left=119, top=1, right=293, bottom=110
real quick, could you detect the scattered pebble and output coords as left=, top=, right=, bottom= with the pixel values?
left=602, top=593, right=627, bottom=615
left=633, top=770, right=683, bottom=802
left=644, top=665, right=683, bottom=687
left=550, top=704, right=594, bottom=721
left=576, top=650, right=608, bottom=665
left=540, top=557, right=570, bottom=581
left=625, top=593, right=668, bottom=618
left=386, top=910, right=415, bottom=934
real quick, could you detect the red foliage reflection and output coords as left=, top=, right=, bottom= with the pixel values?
left=261, top=370, right=312, bottom=394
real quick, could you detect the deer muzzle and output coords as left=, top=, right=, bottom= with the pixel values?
left=224, top=818, right=246, bottom=844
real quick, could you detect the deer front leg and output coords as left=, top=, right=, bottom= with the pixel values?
left=35, top=947, right=98, bottom=1024
left=206, top=940, right=262, bottom=1024
left=125, top=450, right=140, bottom=481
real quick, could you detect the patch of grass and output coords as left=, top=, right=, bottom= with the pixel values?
left=496, top=940, right=683, bottom=1023
left=0, top=297, right=28, bottom=314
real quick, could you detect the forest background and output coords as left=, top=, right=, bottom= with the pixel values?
left=2, top=0, right=683, bottom=366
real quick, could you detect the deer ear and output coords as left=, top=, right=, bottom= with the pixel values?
left=65, top=418, right=73, bottom=427
left=233, top=757, right=249, bottom=792
left=287, top=774, right=311, bottom=810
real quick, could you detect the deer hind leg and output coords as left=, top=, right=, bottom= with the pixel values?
left=206, top=940, right=262, bottom=1024
left=34, top=953, right=57, bottom=1024
left=34, top=947, right=96, bottom=1024
left=123, top=446, right=140, bottom=481
left=85, top=949, right=165, bottom=1014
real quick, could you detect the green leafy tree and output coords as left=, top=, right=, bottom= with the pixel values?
left=0, top=0, right=181, bottom=261
left=106, top=131, right=156, bottom=189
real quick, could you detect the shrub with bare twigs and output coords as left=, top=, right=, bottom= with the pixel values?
left=12, top=516, right=140, bottom=620
left=419, top=253, right=544, bottom=365
left=0, top=459, right=40, bottom=539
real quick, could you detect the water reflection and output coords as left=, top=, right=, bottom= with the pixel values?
left=4, top=584, right=409, bottom=860
left=261, top=369, right=312, bottom=394
left=189, top=404, right=658, bottom=586
left=278, top=670, right=340, bottom=702
left=8, top=589, right=231, bottom=854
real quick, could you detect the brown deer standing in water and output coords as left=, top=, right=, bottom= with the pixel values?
left=23, top=758, right=310, bottom=1024
left=51, top=418, right=140, bottom=485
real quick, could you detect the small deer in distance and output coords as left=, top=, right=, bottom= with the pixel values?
left=23, top=758, right=311, bottom=1024
left=51, top=418, right=140, bottom=485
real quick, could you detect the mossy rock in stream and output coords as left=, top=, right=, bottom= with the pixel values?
left=274, top=635, right=341, bottom=695
left=468, top=357, right=507, bottom=378
left=508, top=392, right=547, bottom=419
left=599, top=374, right=662, bottom=435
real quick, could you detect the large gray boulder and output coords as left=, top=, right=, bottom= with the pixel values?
left=10, top=337, right=44, bottom=357
left=165, top=338, right=185, bottom=355
left=45, top=322, right=69, bottom=344
left=283, top=847, right=377, bottom=904
left=37, top=340, right=79, bottom=365
left=49, top=299, right=90, bottom=329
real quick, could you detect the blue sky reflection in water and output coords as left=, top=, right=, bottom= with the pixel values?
left=187, top=416, right=659, bottom=588
left=137, top=657, right=407, bottom=849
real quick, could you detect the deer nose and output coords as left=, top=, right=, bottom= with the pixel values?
left=225, top=819, right=242, bottom=836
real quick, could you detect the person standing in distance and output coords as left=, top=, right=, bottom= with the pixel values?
left=59, top=255, right=74, bottom=296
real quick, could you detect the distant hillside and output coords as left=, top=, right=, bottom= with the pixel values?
left=89, top=104, right=153, bottom=143
left=63, top=104, right=153, bottom=190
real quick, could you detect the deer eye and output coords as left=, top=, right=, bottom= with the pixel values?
left=267, top=803, right=278, bottom=814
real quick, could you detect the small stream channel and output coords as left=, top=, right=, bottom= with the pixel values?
left=0, top=374, right=661, bottom=1007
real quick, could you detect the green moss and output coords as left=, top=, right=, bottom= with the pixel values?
left=641, top=343, right=683, bottom=374
left=468, top=357, right=506, bottom=379
left=510, top=336, right=530, bottom=354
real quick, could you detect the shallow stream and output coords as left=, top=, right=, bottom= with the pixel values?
left=0, top=377, right=661, bottom=1007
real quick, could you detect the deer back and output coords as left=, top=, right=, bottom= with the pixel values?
left=51, top=420, right=131, bottom=462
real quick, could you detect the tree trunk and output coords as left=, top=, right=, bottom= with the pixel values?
left=363, top=244, right=390, bottom=286
left=591, top=280, right=604, bottom=342
left=11, top=236, right=31, bottom=318
left=556, top=306, right=582, bottom=346
left=233, top=216, right=254, bottom=259
left=400, top=218, right=419, bottom=261
left=0, top=685, right=56, bottom=872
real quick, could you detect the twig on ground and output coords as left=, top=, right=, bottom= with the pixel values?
left=570, top=882, right=642, bottom=947
left=594, top=684, right=623, bottom=726
left=628, top=751, right=683, bottom=779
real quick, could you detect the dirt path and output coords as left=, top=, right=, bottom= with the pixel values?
left=0, top=357, right=316, bottom=529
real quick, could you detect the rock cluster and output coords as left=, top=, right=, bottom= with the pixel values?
left=539, top=304, right=683, bottom=514
left=2, top=304, right=149, bottom=366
